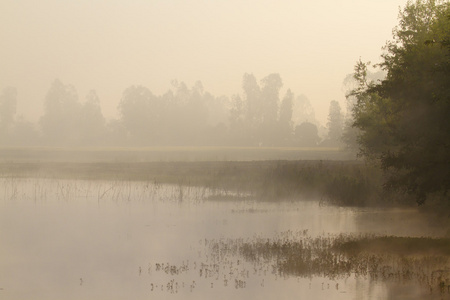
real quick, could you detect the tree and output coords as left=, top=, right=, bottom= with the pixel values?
left=229, top=94, right=249, bottom=145
left=242, top=73, right=262, bottom=129
left=350, top=0, right=450, bottom=204
left=342, top=62, right=385, bottom=153
left=292, top=94, right=319, bottom=129
left=260, top=73, right=282, bottom=124
left=260, top=73, right=283, bottom=145
left=11, top=116, right=38, bottom=146
left=295, top=122, right=320, bottom=147
left=163, top=81, right=210, bottom=145
left=278, top=89, right=294, bottom=145
left=324, top=100, right=343, bottom=146
left=118, top=85, right=160, bottom=144
left=341, top=117, right=360, bottom=153
left=279, top=89, right=294, bottom=128
left=0, top=87, right=17, bottom=142
left=40, top=79, right=81, bottom=144
left=79, top=90, right=106, bottom=145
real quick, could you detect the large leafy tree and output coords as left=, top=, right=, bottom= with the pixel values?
left=351, top=0, right=450, bottom=204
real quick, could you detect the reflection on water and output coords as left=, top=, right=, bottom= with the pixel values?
left=0, top=178, right=447, bottom=299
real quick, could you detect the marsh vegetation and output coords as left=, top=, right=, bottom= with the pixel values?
left=0, top=159, right=384, bottom=206
left=0, top=170, right=448, bottom=299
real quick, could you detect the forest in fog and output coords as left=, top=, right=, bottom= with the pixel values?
left=0, top=73, right=350, bottom=148
left=0, top=0, right=448, bottom=206
left=1, top=1, right=449, bottom=300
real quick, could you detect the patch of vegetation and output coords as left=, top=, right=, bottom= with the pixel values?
left=209, top=233, right=450, bottom=293
left=0, top=160, right=391, bottom=206
left=336, top=236, right=450, bottom=257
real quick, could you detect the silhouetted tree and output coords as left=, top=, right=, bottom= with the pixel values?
left=295, top=122, right=320, bottom=147
left=79, top=90, right=106, bottom=145
left=278, top=89, right=294, bottom=145
left=118, top=85, right=160, bottom=145
left=242, top=73, right=262, bottom=130
left=323, top=100, right=343, bottom=146
left=168, top=81, right=209, bottom=145
left=40, top=79, right=81, bottom=144
left=229, top=94, right=249, bottom=145
left=185, top=81, right=209, bottom=144
left=261, top=73, right=282, bottom=124
left=260, top=73, right=282, bottom=145
left=0, top=87, right=17, bottom=143
left=10, top=116, right=39, bottom=146
left=292, top=94, right=319, bottom=130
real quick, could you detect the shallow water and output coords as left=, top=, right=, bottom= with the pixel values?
left=0, top=178, right=445, bottom=299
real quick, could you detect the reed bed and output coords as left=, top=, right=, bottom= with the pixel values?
left=0, top=160, right=388, bottom=206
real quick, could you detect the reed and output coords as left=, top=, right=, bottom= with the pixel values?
left=0, top=160, right=389, bottom=206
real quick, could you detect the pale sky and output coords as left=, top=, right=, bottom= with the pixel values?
left=1, top=0, right=408, bottom=125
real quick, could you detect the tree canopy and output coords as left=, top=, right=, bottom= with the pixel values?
left=350, top=0, right=450, bottom=204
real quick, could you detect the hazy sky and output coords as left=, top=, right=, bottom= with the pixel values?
left=1, top=0, right=408, bottom=124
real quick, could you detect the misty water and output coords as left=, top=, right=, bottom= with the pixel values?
left=0, top=178, right=444, bottom=299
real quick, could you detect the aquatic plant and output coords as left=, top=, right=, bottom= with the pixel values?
left=0, top=160, right=390, bottom=206
left=207, top=233, right=450, bottom=294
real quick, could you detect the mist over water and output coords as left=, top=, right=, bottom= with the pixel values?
left=0, top=178, right=445, bottom=299
left=1, top=1, right=449, bottom=299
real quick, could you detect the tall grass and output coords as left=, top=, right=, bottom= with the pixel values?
left=0, top=160, right=401, bottom=206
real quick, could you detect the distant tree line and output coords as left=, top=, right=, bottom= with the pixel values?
left=0, top=74, right=346, bottom=148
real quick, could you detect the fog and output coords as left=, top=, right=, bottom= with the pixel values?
left=4, top=2, right=448, bottom=299
left=1, top=0, right=408, bottom=125
left=1, top=177, right=444, bottom=300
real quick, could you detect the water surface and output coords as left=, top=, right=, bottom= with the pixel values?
left=0, top=178, right=444, bottom=299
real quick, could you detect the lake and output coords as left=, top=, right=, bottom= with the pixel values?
left=0, top=178, right=447, bottom=299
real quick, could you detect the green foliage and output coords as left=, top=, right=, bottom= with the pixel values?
left=350, top=0, right=450, bottom=204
